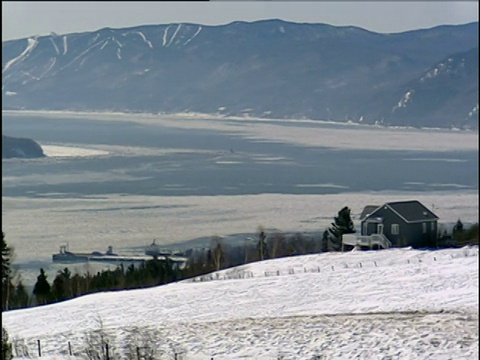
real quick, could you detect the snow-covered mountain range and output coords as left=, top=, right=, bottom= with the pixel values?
left=2, top=20, right=478, bottom=129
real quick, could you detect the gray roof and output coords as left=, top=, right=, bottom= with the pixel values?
left=360, top=205, right=380, bottom=220
left=385, top=200, right=439, bottom=223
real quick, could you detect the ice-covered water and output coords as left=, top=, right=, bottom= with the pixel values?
left=1, top=111, right=478, bottom=286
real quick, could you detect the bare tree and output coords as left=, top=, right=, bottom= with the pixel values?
left=257, top=226, right=268, bottom=261
left=124, top=327, right=163, bottom=360
left=83, top=313, right=117, bottom=360
left=211, top=236, right=225, bottom=271
left=269, top=232, right=286, bottom=259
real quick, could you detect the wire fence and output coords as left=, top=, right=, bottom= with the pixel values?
left=190, top=247, right=478, bottom=283
left=11, top=337, right=191, bottom=360
left=9, top=337, right=311, bottom=360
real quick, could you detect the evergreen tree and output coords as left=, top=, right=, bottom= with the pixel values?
left=125, top=263, right=137, bottom=288
left=328, top=207, right=356, bottom=251
left=71, top=273, right=86, bottom=297
left=1, top=233, right=14, bottom=311
left=1, top=233, right=11, bottom=282
left=329, top=207, right=356, bottom=238
left=453, top=219, right=464, bottom=233
left=2, top=326, right=13, bottom=360
left=453, top=219, right=465, bottom=245
left=52, top=273, right=67, bottom=302
left=11, top=280, right=29, bottom=309
left=60, top=267, right=72, bottom=298
left=206, top=249, right=214, bottom=272
left=464, top=223, right=479, bottom=245
left=321, top=230, right=330, bottom=252
left=33, top=268, right=51, bottom=305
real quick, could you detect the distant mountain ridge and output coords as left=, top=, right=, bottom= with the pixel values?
left=2, top=20, right=478, bottom=129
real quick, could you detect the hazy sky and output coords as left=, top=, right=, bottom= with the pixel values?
left=2, top=1, right=479, bottom=41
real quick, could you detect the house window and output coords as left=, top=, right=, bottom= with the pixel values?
left=377, top=224, right=384, bottom=234
left=422, top=223, right=427, bottom=233
left=431, top=222, right=435, bottom=231
left=391, top=224, right=399, bottom=235
left=362, top=223, right=368, bottom=235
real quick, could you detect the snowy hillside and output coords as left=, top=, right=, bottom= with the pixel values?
left=3, top=246, right=478, bottom=359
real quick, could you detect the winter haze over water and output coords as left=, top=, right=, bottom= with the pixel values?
left=1, top=110, right=478, bottom=286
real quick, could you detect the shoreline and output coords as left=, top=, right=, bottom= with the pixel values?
left=3, top=109, right=478, bottom=152
left=3, top=108, right=478, bottom=133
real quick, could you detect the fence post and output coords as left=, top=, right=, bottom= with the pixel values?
left=68, top=341, right=72, bottom=355
left=37, top=339, right=41, bottom=357
left=105, top=342, right=109, bottom=360
left=137, top=346, right=140, bottom=360
left=374, top=261, right=377, bottom=267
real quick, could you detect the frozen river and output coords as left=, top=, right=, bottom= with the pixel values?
left=2, top=110, right=478, bottom=286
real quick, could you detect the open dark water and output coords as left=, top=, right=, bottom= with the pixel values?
left=2, top=114, right=478, bottom=197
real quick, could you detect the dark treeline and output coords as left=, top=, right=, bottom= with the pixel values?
left=2, top=226, right=340, bottom=311
left=0, top=207, right=354, bottom=310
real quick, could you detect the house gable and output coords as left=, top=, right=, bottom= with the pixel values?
left=386, top=200, right=438, bottom=223
left=359, top=205, right=380, bottom=221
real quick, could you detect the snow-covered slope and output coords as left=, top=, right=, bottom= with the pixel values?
left=2, top=21, right=478, bottom=129
left=3, top=246, right=478, bottom=359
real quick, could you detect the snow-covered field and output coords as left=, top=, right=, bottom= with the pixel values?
left=3, top=246, right=478, bottom=359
